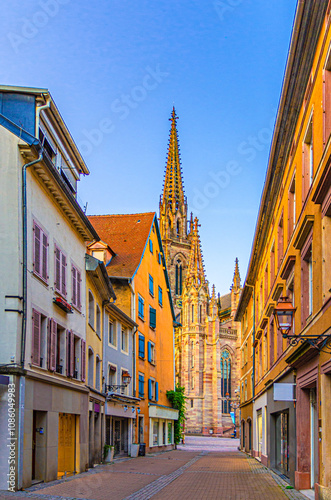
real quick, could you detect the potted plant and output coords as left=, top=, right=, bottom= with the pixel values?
left=130, top=443, right=139, bottom=458
left=104, top=444, right=114, bottom=462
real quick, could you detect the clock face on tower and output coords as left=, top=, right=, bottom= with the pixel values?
left=176, top=299, right=182, bottom=308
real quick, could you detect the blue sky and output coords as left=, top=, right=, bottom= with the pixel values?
left=1, top=0, right=297, bottom=295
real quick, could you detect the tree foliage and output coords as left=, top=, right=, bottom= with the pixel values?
left=166, top=385, right=186, bottom=445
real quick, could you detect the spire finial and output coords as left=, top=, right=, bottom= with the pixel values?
left=231, top=257, right=241, bottom=291
left=185, top=217, right=206, bottom=289
left=161, top=107, right=185, bottom=209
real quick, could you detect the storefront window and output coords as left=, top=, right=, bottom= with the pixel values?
left=168, top=422, right=172, bottom=444
left=153, top=420, right=159, bottom=446
left=275, top=411, right=289, bottom=476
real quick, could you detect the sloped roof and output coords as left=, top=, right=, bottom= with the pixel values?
left=219, top=293, right=231, bottom=311
left=88, top=213, right=155, bottom=278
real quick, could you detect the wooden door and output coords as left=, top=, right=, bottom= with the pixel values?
left=58, top=413, right=76, bottom=478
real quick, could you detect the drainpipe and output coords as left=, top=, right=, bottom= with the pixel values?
left=21, top=153, right=43, bottom=367
left=35, top=96, right=51, bottom=136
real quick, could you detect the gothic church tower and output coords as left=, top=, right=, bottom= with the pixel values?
left=159, top=107, right=191, bottom=318
left=159, top=108, right=242, bottom=436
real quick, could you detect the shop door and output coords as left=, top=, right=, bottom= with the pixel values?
left=163, top=422, right=166, bottom=445
left=257, top=410, right=262, bottom=458
left=310, top=388, right=318, bottom=489
left=58, top=413, right=76, bottom=479
left=138, top=416, right=144, bottom=444
left=275, top=411, right=289, bottom=476
left=114, top=419, right=121, bottom=455
left=32, top=411, right=47, bottom=483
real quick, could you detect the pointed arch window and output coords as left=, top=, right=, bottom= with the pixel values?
left=176, top=219, right=181, bottom=238
left=221, top=350, right=231, bottom=413
left=175, top=259, right=183, bottom=295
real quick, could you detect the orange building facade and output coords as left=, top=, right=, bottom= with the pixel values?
left=236, top=2, right=331, bottom=497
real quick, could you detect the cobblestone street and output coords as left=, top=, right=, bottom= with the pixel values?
left=0, top=437, right=308, bottom=500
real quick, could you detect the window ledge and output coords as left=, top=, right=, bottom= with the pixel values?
left=32, top=272, right=49, bottom=287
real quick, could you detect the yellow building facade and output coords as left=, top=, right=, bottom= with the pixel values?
left=236, top=2, right=331, bottom=496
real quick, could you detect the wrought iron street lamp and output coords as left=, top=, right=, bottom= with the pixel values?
left=274, top=296, right=331, bottom=352
left=105, top=372, right=132, bottom=393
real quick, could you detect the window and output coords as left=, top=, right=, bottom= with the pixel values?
left=108, top=364, right=116, bottom=388
left=323, top=47, right=331, bottom=145
left=168, top=422, right=173, bottom=444
left=138, top=334, right=145, bottom=358
left=31, top=309, right=47, bottom=367
left=96, top=304, right=101, bottom=337
left=191, top=304, right=194, bottom=323
left=149, top=274, right=154, bottom=296
left=66, top=329, right=75, bottom=377
left=277, top=214, right=284, bottom=270
left=138, top=295, right=144, bottom=320
left=95, top=356, right=101, bottom=390
left=88, top=291, right=94, bottom=328
left=121, top=327, right=128, bottom=353
left=149, top=306, right=156, bottom=329
left=149, top=239, right=153, bottom=254
left=269, top=317, right=275, bottom=367
left=191, top=340, right=194, bottom=368
left=138, top=373, right=144, bottom=397
left=54, top=244, right=66, bottom=296
left=71, top=265, right=81, bottom=310
left=153, top=420, right=159, bottom=446
left=158, top=252, right=162, bottom=264
left=148, top=378, right=158, bottom=401
left=33, top=221, right=48, bottom=282
left=264, top=265, right=268, bottom=305
left=176, top=219, right=180, bottom=237
left=158, top=286, right=163, bottom=306
left=301, top=237, right=313, bottom=326
left=88, top=347, right=94, bottom=386
left=51, top=322, right=65, bottom=375
left=148, top=341, right=156, bottom=364
left=221, top=350, right=231, bottom=413
left=288, top=174, right=296, bottom=241
left=73, top=335, right=80, bottom=379
left=81, top=339, right=86, bottom=382
left=108, top=319, right=116, bottom=346
left=270, top=243, right=275, bottom=286
left=303, top=117, right=313, bottom=200
left=175, top=259, right=183, bottom=295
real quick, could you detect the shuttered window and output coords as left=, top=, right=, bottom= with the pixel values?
left=81, top=339, right=86, bottom=382
left=72, top=265, right=81, bottom=310
left=54, top=244, right=66, bottom=296
left=149, top=306, right=156, bottom=329
left=48, top=318, right=57, bottom=371
left=33, top=221, right=48, bottom=282
left=31, top=309, right=41, bottom=366
left=66, top=330, right=75, bottom=377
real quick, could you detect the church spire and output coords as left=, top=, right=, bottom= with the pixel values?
left=231, top=258, right=241, bottom=291
left=185, top=217, right=206, bottom=288
left=161, top=107, right=185, bottom=208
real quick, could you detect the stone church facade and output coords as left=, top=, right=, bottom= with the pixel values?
left=159, top=108, right=241, bottom=435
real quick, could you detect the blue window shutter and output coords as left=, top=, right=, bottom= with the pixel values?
left=148, top=341, right=151, bottom=362
left=148, top=379, right=152, bottom=400
left=149, top=307, right=156, bottom=328
left=155, top=382, right=159, bottom=402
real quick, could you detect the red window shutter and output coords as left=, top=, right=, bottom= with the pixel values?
left=50, top=319, right=57, bottom=371
left=42, top=232, right=48, bottom=281
left=70, top=331, right=75, bottom=377
left=81, top=339, right=86, bottom=382
left=47, top=318, right=51, bottom=369
left=32, top=309, right=41, bottom=366
left=55, top=247, right=61, bottom=292
left=34, top=223, right=41, bottom=275
left=61, top=253, right=66, bottom=296
left=77, top=271, right=81, bottom=310
left=72, top=266, right=77, bottom=306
